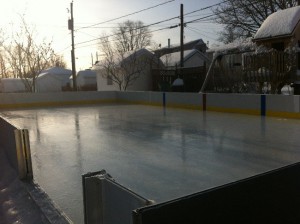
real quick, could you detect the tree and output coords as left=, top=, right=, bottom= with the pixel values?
left=214, top=0, right=299, bottom=43
left=98, top=20, right=154, bottom=90
left=0, top=17, right=66, bottom=92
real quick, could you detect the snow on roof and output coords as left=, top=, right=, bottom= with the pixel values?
left=207, top=38, right=255, bottom=55
left=254, top=6, right=300, bottom=40
left=40, top=67, right=72, bottom=76
left=160, top=49, right=209, bottom=66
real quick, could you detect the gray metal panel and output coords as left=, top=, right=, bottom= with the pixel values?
left=83, top=171, right=152, bottom=224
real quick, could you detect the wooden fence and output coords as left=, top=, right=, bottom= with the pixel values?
left=152, top=66, right=206, bottom=92
left=243, top=51, right=297, bottom=93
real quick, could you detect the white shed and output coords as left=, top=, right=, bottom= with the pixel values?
left=36, top=67, right=72, bottom=92
left=70, top=69, right=97, bottom=90
left=0, top=78, right=27, bottom=92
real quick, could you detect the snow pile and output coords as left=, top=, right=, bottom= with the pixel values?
left=254, top=6, right=300, bottom=40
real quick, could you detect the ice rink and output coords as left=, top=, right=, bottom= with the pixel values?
left=2, top=104, right=300, bottom=223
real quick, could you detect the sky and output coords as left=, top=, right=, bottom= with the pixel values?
left=0, top=0, right=223, bottom=71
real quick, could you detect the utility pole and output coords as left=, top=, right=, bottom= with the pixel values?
left=69, top=1, right=77, bottom=90
left=180, top=4, right=184, bottom=68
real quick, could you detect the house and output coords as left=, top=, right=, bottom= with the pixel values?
left=154, top=39, right=207, bottom=58
left=93, top=48, right=161, bottom=91
left=35, top=67, right=72, bottom=92
left=70, top=69, right=97, bottom=91
left=160, top=49, right=209, bottom=69
left=253, top=6, right=300, bottom=51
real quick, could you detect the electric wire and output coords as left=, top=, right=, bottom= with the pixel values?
left=76, top=0, right=175, bottom=31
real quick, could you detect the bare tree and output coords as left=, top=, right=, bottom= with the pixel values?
left=0, top=17, right=66, bottom=92
left=113, top=20, right=152, bottom=53
left=98, top=20, right=154, bottom=90
left=214, top=0, right=298, bottom=43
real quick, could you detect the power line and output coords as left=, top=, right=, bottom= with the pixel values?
left=184, top=0, right=230, bottom=16
left=76, top=0, right=175, bottom=31
left=73, top=1, right=234, bottom=51
left=74, top=1, right=229, bottom=47
left=75, top=26, right=175, bottom=50
left=75, top=15, right=180, bottom=46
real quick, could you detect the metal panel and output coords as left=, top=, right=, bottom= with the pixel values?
left=82, top=170, right=152, bottom=224
left=14, top=129, right=33, bottom=180
left=133, top=162, right=300, bottom=224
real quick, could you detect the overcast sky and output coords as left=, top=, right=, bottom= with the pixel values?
left=0, top=0, right=223, bottom=70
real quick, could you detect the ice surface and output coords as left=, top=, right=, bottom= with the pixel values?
left=2, top=105, right=300, bottom=223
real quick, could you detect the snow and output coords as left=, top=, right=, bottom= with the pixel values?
left=207, top=38, right=255, bottom=56
left=254, top=6, right=300, bottom=40
left=40, top=67, right=72, bottom=76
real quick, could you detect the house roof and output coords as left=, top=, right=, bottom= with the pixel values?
left=159, top=39, right=205, bottom=51
left=160, top=49, right=209, bottom=67
left=254, top=6, right=300, bottom=41
left=154, top=39, right=207, bottom=57
left=94, top=48, right=156, bottom=68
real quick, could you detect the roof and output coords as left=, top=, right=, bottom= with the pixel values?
left=154, top=39, right=207, bottom=56
left=77, top=69, right=96, bottom=77
left=160, top=39, right=205, bottom=50
left=40, top=67, right=72, bottom=76
left=160, top=49, right=209, bottom=67
left=254, top=6, right=300, bottom=40
left=94, top=48, right=156, bottom=68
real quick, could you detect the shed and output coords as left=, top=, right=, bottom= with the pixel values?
left=70, top=69, right=97, bottom=91
left=0, top=78, right=27, bottom=92
left=36, top=67, right=72, bottom=92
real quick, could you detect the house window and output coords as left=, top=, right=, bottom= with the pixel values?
left=271, top=42, right=284, bottom=51
left=107, top=75, right=113, bottom=85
